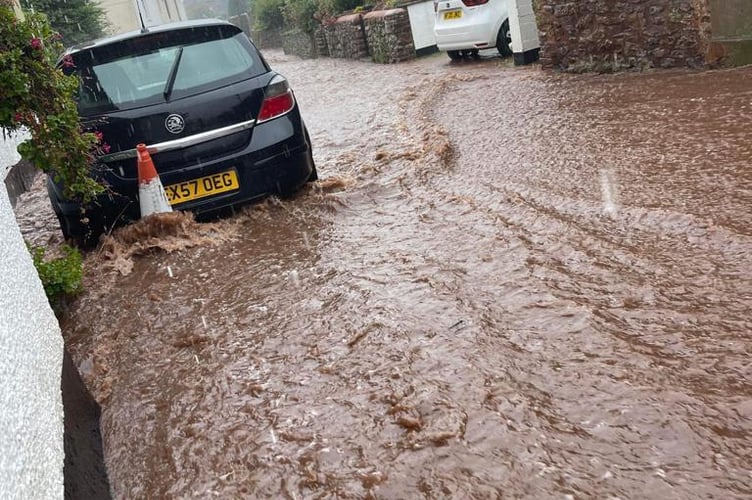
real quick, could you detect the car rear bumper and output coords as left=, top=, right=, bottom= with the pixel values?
left=435, top=23, right=497, bottom=50
left=48, top=112, right=314, bottom=226
left=435, top=15, right=499, bottom=51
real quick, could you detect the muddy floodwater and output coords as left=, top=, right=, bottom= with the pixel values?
left=46, top=51, right=751, bottom=498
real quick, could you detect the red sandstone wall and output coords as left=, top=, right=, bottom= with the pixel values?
left=533, top=0, right=711, bottom=71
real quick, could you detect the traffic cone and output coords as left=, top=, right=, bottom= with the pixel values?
left=136, top=143, right=172, bottom=217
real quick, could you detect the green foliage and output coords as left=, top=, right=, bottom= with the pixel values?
left=317, top=0, right=363, bottom=18
left=29, top=244, right=84, bottom=303
left=20, top=0, right=107, bottom=46
left=0, top=4, right=103, bottom=201
left=281, top=0, right=318, bottom=33
left=252, top=0, right=286, bottom=30
left=254, top=0, right=364, bottom=33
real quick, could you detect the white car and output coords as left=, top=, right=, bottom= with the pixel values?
left=433, top=0, right=512, bottom=60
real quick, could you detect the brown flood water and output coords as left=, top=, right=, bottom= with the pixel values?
left=59, top=52, right=752, bottom=498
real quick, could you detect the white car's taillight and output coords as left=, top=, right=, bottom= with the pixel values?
left=257, top=75, right=295, bottom=124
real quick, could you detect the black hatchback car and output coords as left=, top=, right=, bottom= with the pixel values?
left=49, top=19, right=317, bottom=246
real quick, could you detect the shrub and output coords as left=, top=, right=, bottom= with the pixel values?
left=0, top=2, right=103, bottom=202
left=254, top=0, right=365, bottom=34
left=282, top=0, right=318, bottom=33
left=29, top=244, right=84, bottom=303
left=317, top=0, right=363, bottom=19
left=252, top=0, right=286, bottom=30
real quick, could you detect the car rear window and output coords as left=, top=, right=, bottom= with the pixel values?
left=70, top=25, right=266, bottom=116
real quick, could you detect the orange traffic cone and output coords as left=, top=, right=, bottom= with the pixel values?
left=136, top=143, right=172, bottom=217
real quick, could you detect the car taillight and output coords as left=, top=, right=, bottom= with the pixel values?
left=461, top=0, right=489, bottom=5
left=257, top=75, right=295, bottom=123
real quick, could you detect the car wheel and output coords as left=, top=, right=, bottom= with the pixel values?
left=48, top=192, right=100, bottom=249
left=497, top=19, right=513, bottom=57
left=307, top=164, right=319, bottom=182
left=56, top=209, right=98, bottom=249
left=447, top=50, right=462, bottom=61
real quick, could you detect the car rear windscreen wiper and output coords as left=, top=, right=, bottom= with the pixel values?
left=163, top=46, right=184, bottom=100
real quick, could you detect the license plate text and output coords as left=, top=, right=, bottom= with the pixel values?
left=164, top=170, right=239, bottom=205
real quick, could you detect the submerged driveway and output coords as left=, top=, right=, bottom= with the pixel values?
left=49, top=51, right=752, bottom=498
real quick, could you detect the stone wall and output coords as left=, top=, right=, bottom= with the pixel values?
left=315, top=27, right=329, bottom=57
left=323, top=14, right=369, bottom=59
left=364, top=8, right=416, bottom=63
left=534, top=0, right=711, bottom=71
left=250, top=28, right=285, bottom=49
left=282, top=29, right=319, bottom=59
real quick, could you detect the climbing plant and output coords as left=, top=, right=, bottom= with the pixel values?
left=0, top=1, right=103, bottom=201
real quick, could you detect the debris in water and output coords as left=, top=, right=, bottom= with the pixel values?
left=94, top=212, right=235, bottom=276
left=288, top=269, right=300, bottom=287
left=449, top=319, right=465, bottom=331
left=347, top=331, right=368, bottom=347
left=315, top=176, right=355, bottom=192
left=397, top=416, right=423, bottom=431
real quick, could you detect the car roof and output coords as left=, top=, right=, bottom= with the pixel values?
left=63, top=19, right=238, bottom=56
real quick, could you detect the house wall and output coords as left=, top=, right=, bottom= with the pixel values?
left=0, top=140, right=65, bottom=500
left=98, top=0, right=187, bottom=35
left=533, top=0, right=712, bottom=71
left=99, top=0, right=139, bottom=34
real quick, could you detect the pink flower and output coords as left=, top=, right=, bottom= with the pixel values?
left=14, top=112, right=23, bottom=123
left=30, top=37, right=43, bottom=50
left=61, top=55, right=75, bottom=68
left=94, top=130, right=104, bottom=142
left=101, top=144, right=111, bottom=154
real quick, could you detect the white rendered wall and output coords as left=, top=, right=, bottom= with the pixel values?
left=407, top=1, right=437, bottom=51
left=99, top=0, right=187, bottom=35
left=0, top=144, right=64, bottom=499
left=507, top=0, right=540, bottom=54
left=99, top=0, right=140, bottom=34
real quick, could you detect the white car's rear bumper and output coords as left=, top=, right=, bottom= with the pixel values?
left=435, top=16, right=498, bottom=51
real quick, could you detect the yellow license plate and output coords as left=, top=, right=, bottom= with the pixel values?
left=443, top=10, right=462, bottom=20
left=164, top=170, right=239, bottom=205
